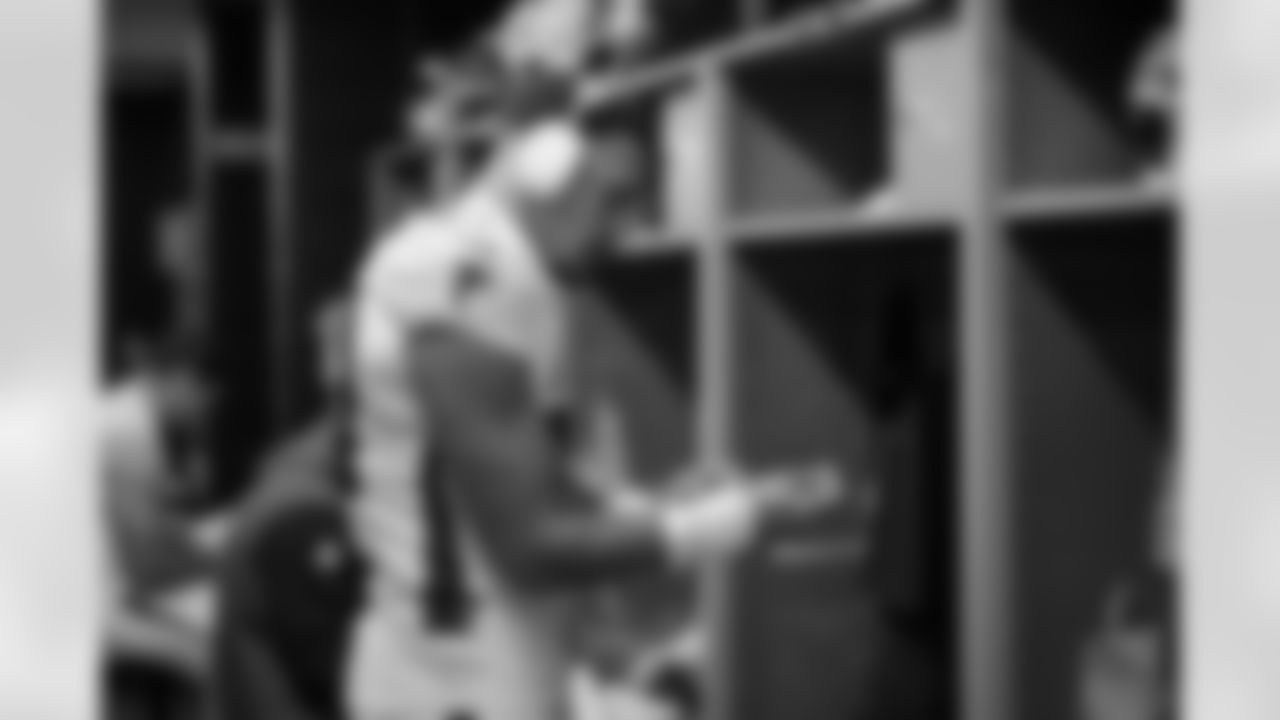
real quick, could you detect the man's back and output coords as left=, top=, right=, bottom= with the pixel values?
left=345, top=201, right=576, bottom=720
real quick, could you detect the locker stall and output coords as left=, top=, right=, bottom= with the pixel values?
left=556, top=0, right=1179, bottom=718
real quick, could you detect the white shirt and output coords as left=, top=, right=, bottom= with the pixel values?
left=346, top=193, right=575, bottom=720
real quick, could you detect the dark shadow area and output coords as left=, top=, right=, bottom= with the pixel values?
left=205, top=0, right=266, bottom=129
left=728, top=235, right=957, bottom=720
left=207, top=161, right=271, bottom=504
left=103, top=82, right=189, bottom=380
left=579, top=254, right=697, bottom=481
left=730, top=46, right=889, bottom=216
left=1013, top=211, right=1177, bottom=431
left=1009, top=210, right=1177, bottom=720
left=1006, top=0, right=1173, bottom=186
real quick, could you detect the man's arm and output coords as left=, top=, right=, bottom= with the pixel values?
left=105, top=606, right=207, bottom=680
left=408, top=324, right=782, bottom=592
left=409, top=325, right=672, bottom=590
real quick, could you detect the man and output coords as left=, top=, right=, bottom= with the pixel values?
left=102, top=338, right=219, bottom=720
left=343, top=112, right=842, bottom=720
left=212, top=296, right=364, bottom=720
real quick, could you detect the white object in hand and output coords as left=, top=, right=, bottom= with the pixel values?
left=656, top=484, right=760, bottom=568
left=752, top=462, right=845, bottom=522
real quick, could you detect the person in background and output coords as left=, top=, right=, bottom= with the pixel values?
left=1078, top=456, right=1178, bottom=720
left=103, top=337, right=221, bottom=720
left=1128, top=22, right=1177, bottom=188
left=211, top=295, right=365, bottom=720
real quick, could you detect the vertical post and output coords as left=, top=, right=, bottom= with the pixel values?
left=267, top=0, right=293, bottom=435
left=187, top=17, right=212, bottom=355
left=697, top=62, right=737, bottom=720
left=958, top=0, right=1011, bottom=718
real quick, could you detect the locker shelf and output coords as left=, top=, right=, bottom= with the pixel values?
left=577, top=0, right=932, bottom=116
left=611, top=226, right=699, bottom=258
left=578, top=56, right=699, bottom=116
left=729, top=206, right=954, bottom=245
left=1005, top=180, right=1175, bottom=224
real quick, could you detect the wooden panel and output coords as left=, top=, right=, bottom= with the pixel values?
left=1009, top=214, right=1176, bottom=720
left=575, top=255, right=698, bottom=482
left=728, top=45, right=889, bottom=217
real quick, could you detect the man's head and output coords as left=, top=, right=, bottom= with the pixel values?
left=483, top=119, right=644, bottom=272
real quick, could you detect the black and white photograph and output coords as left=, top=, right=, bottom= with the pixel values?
left=99, top=0, right=1186, bottom=719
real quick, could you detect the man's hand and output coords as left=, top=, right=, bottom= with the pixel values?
left=749, top=462, right=846, bottom=525
left=650, top=462, right=845, bottom=568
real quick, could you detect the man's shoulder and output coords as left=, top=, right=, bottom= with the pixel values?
left=360, top=210, right=473, bottom=291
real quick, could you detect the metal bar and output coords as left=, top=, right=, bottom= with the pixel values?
left=267, top=0, right=293, bottom=434
left=697, top=62, right=738, bottom=720
left=957, top=0, right=1012, bottom=716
